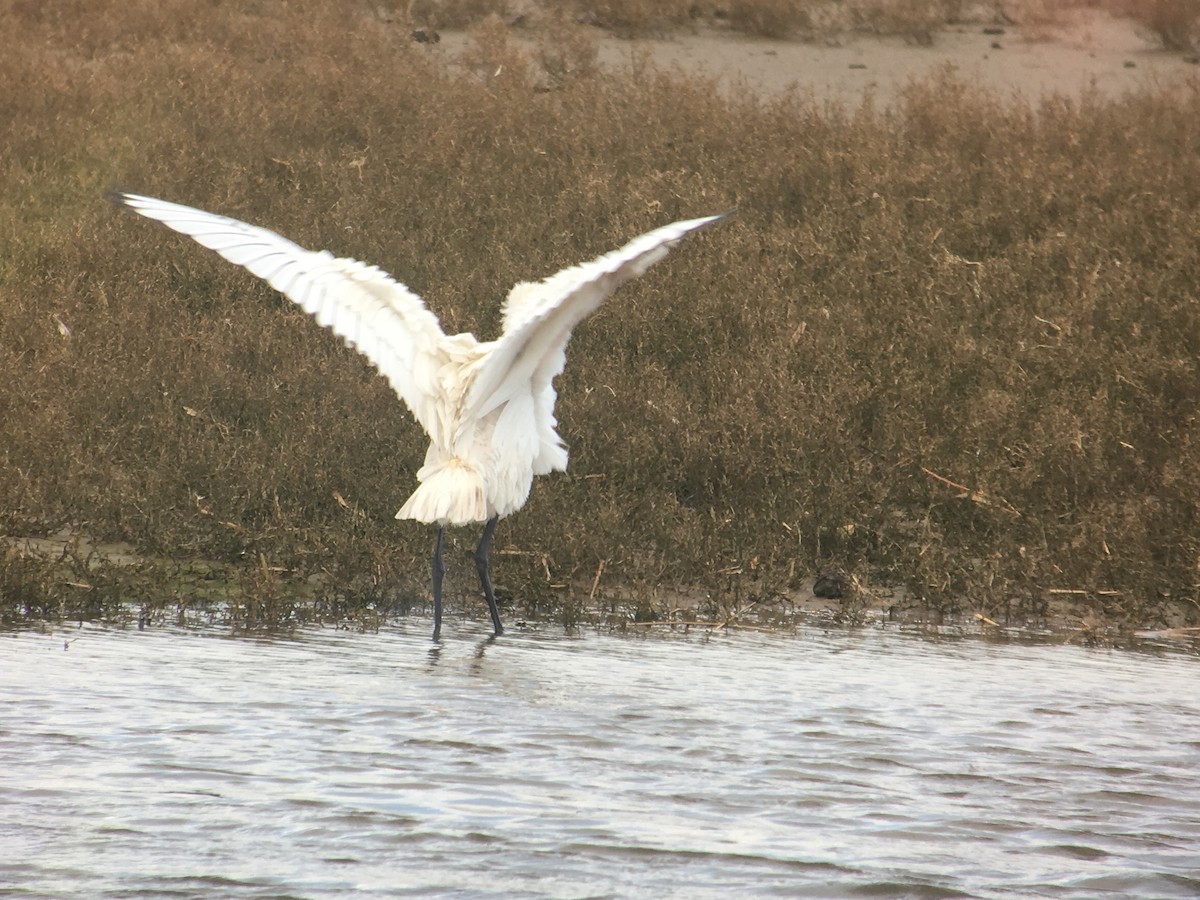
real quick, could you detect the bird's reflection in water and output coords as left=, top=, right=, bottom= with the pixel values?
left=424, top=633, right=498, bottom=673
left=425, top=643, right=442, bottom=670
left=469, top=634, right=498, bottom=676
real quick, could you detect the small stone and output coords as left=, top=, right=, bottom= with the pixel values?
left=813, top=572, right=847, bottom=600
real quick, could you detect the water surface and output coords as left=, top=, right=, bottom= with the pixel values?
left=2, top=622, right=1198, bottom=898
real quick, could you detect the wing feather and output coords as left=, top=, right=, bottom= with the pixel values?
left=462, top=213, right=726, bottom=425
left=115, top=193, right=451, bottom=436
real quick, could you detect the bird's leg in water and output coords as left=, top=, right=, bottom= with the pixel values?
left=431, top=526, right=447, bottom=642
left=474, top=515, right=504, bottom=636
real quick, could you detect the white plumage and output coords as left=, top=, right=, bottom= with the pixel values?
left=116, top=192, right=724, bottom=638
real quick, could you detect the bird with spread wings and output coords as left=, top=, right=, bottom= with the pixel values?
left=115, top=193, right=726, bottom=640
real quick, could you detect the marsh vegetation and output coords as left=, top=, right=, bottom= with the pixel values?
left=1, top=0, right=1198, bottom=634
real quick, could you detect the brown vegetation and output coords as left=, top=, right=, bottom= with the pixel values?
left=1, top=0, right=1198, bottom=632
left=1130, top=0, right=1200, bottom=51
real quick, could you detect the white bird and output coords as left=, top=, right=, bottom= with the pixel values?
left=114, top=192, right=726, bottom=640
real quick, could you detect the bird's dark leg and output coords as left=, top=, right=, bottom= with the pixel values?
left=474, top=515, right=504, bottom=636
left=431, top=526, right=447, bottom=642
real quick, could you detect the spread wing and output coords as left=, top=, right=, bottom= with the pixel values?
left=461, top=213, right=727, bottom=426
left=114, top=192, right=450, bottom=436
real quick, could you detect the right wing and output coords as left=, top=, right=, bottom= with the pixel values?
left=114, top=193, right=451, bottom=437
left=461, top=212, right=727, bottom=427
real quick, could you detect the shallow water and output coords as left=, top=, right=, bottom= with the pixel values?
left=2, top=621, right=1198, bottom=898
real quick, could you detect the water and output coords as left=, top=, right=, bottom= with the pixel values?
left=2, top=621, right=1198, bottom=898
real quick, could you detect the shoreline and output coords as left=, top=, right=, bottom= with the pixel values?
left=6, top=527, right=1198, bottom=647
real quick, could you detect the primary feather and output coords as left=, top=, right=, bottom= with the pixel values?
left=115, top=192, right=724, bottom=526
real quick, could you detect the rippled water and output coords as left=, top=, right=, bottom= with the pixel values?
left=2, top=621, right=1198, bottom=898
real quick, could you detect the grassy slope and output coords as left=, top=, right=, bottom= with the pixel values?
left=1, top=1, right=1198, bottom=630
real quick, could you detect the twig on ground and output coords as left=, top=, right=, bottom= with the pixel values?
left=588, top=559, right=606, bottom=603
left=921, top=466, right=1021, bottom=517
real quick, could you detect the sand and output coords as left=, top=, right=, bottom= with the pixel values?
left=438, top=7, right=1199, bottom=104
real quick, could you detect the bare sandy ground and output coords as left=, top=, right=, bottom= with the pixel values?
left=439, top=8, right=1199, bottom=103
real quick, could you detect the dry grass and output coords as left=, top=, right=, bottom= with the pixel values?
left=1, top=0, right=1198, bottom=630
left=1126, top=0, right=1200, bottom=51
left=721, top=0, right=820, bottom=38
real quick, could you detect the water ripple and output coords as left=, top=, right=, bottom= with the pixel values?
left=1, top=624, right=1197, bottom=898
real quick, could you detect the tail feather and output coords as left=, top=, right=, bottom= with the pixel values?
left=396, top=459, right=488, bottom=525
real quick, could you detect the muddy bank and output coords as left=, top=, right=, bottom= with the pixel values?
left=6, top=528, right=1198, bottom=649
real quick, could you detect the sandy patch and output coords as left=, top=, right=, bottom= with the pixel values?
left=438, top=9, right=1199, bottom=103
